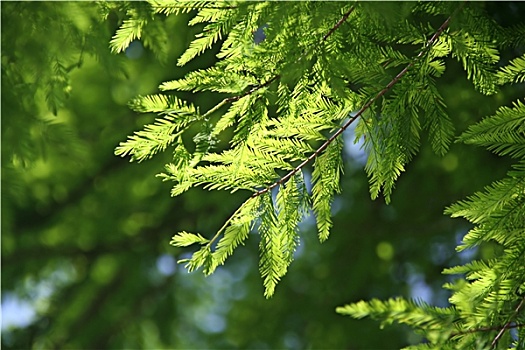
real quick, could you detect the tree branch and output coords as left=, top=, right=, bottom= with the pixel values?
left=451, top=322, right=525, bottom=337
left=322, top=7, right=355, bottom=42
left=491, top=297, right=525, bottom=348
left=199, top=3, right=463, bottom=248
left=202, top=5, right=357, bottom=246
left=251, top=4, right=464, bottom=199
left=202, top=5, right=356, bottom=120
left=446, top=297, right=525, bottom=346
left=150, top=4, right=238, bottom=11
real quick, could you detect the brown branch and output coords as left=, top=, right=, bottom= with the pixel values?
left=201, top=75, right=280, bottom=120
left=251, top=4, right=463, bottom=199
left=491, top=297, right=525, bottom=348
left=204, top=6, right=356, bottom=247
left=448, top=297, right=525, bottom=346
left=322, top=7, right=355, bottom=42
left=202, top=6, right=355, bottom=118
left=151, top=4, right=238, bottom=11
left=451, top=322, right=525, bottom=337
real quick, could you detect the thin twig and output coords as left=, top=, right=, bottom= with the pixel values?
left=202, top=6, right=356, bottom=119
left=251, top=4, right=463, bottom=199
left=322, top=7, right=355, bottom=42
left=451, top=322, right=525, bottom=337
left=491, top=297, right=525, bottom=348
left=150, top=4, right=238, bottom=11
left=203, top=5, right=356, bottom=245
left=207, top=196, right=252, bottom=246
left=201, top=75, right=280, bottom=120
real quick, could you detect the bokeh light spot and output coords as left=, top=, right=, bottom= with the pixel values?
left=376, top=241, right=394, bottom=261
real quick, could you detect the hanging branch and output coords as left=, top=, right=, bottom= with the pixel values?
left=444, top=296, right=525, bottom=346
left=251, top=3, right=464, bottom=199
left=450, top=322, right=525, bottom=337
left=491, top=296, right=525, bottom=348
left=201, top=5, right=356, bottom=120
left=150, top=3, right=238, bottom=11
left=201, top=6, right=356, bottom=249
left=203, top=3, right=462, bottom=248
left=322, top=7, right=355, bottom=41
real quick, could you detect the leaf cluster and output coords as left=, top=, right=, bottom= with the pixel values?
left=114, top=7, right=525, bottom=344
left=337, top=19, right=525, bottom=349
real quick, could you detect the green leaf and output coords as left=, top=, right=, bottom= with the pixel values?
left=497, top=54, right=525, bottom=84
left=458, top=100, right=525, bottom=159
left=170, top=231, right=209, bottom=247
left=258, top=193, right=286, bottom=298
left=110, top=17, right=147, bottom=54
left=179, top=245, right=213, bottom=273
left=208, top=196, right=261, bottom=274
left=115, top=96, right=199, bottom=162
left=312, top=137, right=344, bottom=242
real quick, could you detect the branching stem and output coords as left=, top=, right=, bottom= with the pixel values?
left=207, top=196, right=254, bottom=247
left=150, top=4, right=238, bottom=12
left=446, top=296, right=525, bottom=346
left=491, top=297, right=525, bottom=348
left=203, top=5, right=356, bottom=246
left=202, top=6, right=356, bottom=120
left=251, top=3, right=463, bottom=199
left=204, top=2, right=464, bottom=245
left=451, top=322, right=525, bottom=337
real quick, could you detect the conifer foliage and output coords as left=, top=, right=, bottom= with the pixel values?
left=114, top=1, right=525, bottom=347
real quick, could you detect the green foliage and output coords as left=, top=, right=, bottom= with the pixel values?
left=312, top=137, right=343, bottom=242
left=258, top=173, right=309, bottom=297
left=2, top=2, right=111, bottom=166
left=107, top=1, right=171, bottom=62
left=112, top=0, right=525, bottom=346
left=115, top=94, right=199, bottom=162
left=458, top=100, right=525, bottom=159
left=340, top=217, right=524, bottom=345
left=338, top=53, right=525, bottom=350
left=4, top=1, right=525, bottom=349
left=337, top=298, right=457, bottom=346
left=173, top=195, right=260, bottom=274
left=170, top=231, right=209, bottom=247
left=497, top=55, right=525, bottom=84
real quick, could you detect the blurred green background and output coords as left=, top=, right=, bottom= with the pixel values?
left=2, top=2, right=524, bottom=349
